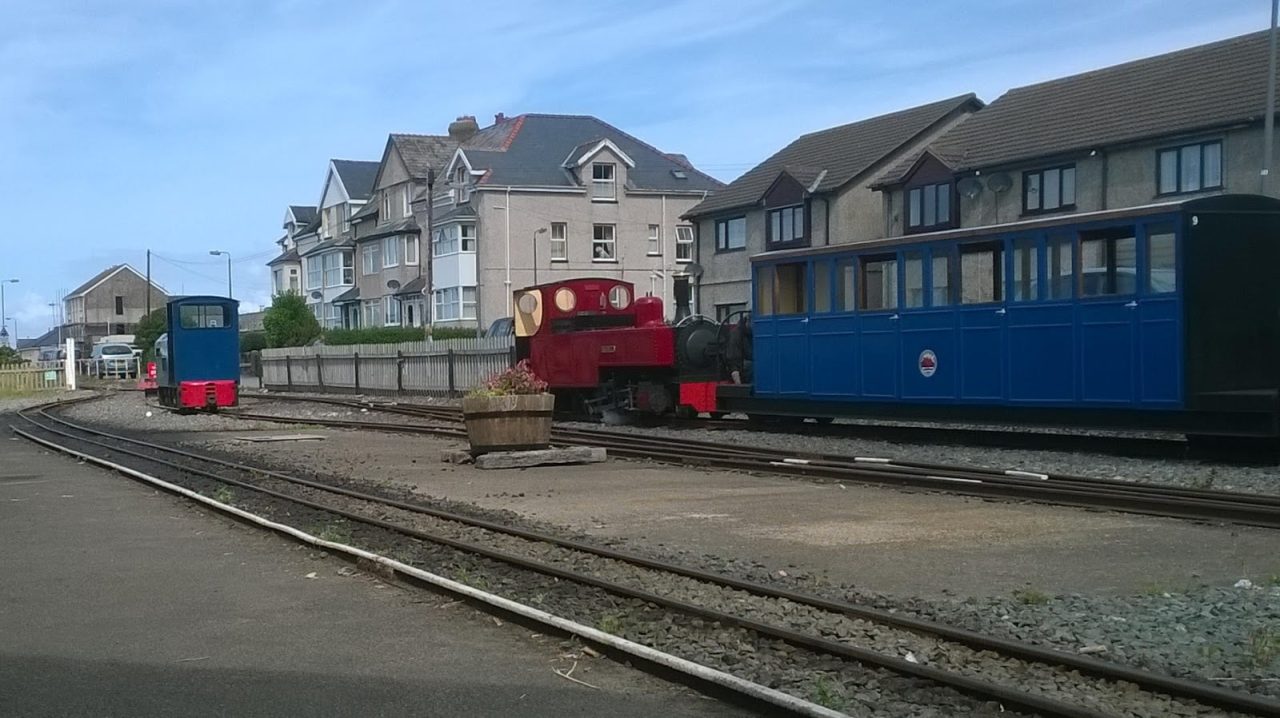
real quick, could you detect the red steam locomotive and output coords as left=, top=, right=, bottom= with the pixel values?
left=513, top=277, right=731, bottom=417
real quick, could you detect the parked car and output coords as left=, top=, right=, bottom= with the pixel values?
left=484, top=317, right=514, bottom=337
left=90, top=343, right=139, bottom=379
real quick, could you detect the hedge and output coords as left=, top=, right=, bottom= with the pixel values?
left=321, top=326, right=479, bottom=346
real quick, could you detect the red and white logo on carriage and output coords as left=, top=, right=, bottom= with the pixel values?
left=918, top=349, right=937, bottom=378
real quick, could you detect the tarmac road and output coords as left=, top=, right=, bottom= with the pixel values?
left=0, top=432, right=741, bottom=717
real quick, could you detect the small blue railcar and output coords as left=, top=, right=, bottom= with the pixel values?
left=155, top=296, right=241, bottom=410
left=718, top=194, right=1280, bottom=437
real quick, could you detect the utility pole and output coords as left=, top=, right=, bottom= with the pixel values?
left=1265, top=0, right=1279, bottom=194
left=0, top=278, right=17, bottom=349
left=209, top=250, right=232, bottom=298
left=424, top=168, right=435, bottom=335
left=146, top=250, right=151, bottom=316
left=532, top=227, right=548, bottom=286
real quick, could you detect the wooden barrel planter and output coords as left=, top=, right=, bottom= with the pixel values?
left=461, top=393, right=556, bottom=455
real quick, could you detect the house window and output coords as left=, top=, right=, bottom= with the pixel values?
left=767, top=205, right=805, bottom=246
left=715, top=216, right=746, bottom=251
left=382, top=236, right=401, bottom=268
left=592, top=224, right=616, bottom=261
left=434, top=228, right=455, bottom=256
left=362, top=300, right=380, bottom=327
left=342, top=251, right=354, bottom=285
left=114, top=296, right=124, bottom=315
left=384, top=295, right=401, bottom=325
left=404, top=236, right=419, bottom=265
left=454, top=165, right=470, bottom=204
left=326, top=303, right=342, bottom=328
left=288, top=271, right=299, bottom=293
left=322, top=252, right=353, bottom=287
left=402, top=184, right=412, bottom=217
left=382, top=192, right=392, bottom=218
left=307, top=257, right=321, bottom=289
left=907, top=183, right=952, bottom=231
left=341, top=205, right=350, bottom=235
left=675, top=225, right=693, bottom=262
left=433, top=286, right=474, bottom=321
left=362, top=244, right=378, bottom=275
left=1024, top=166, right=1077, bottom=213
left=1158, top=140, right=1222, bottom=195
left=273, top=269, right=283, bottom=293
left=550, top=222, right=568, bottom=261
left=461, top=223, right=476, bottom=252
left=462, top=287, right=477, bottom=320
left=647, top=224, right=661, bottom=255
left=715, top=303, right=747, bottom=322
left=591, top=163, right=616, bottom=201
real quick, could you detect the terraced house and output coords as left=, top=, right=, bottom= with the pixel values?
left=296, top=159, right=379, bottom=327
left=431, top=113, right=722, bottom=326
left=683, top=95, right=982, bottom=318
left=266, top=204, right=315, bottom=297
left=347, top=132, right=458, bottom=328
left=870, top=30, right=1280, bottom=237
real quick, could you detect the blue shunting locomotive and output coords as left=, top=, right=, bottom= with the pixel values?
left=155, top=296, right=240, bottom=410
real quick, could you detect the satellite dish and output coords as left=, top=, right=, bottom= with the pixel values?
left=987, top=172, right=1012, bottom=193
left=684, top=262, right=705, bottom=279
left=957, top=177, right=984, bottom=199
left=386, top=279, right=401, bottom=291
left=309, top=291, right=323, bottom=300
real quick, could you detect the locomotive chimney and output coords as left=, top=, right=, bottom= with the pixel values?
left=672, top=274, right=692, bottom=323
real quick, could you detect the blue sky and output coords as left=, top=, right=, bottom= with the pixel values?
left=0, top=0, right=1267, bottom=338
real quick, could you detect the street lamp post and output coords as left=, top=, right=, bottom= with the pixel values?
left=532, top=227, right=548, bottom=286
left=0, top=278, right=18, bottom=349
left=209, top=251, right=232, bottom=298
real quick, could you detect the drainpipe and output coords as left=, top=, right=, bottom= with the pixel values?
left=819, top=195, right=831, bottom=245
left=1097, top=150, right=1108, bottom=211
left=661, top=194, right=668, bottom=314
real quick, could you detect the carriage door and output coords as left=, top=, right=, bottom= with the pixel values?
left=772, top=261, right=811, bottom=395
left=957, top=242, right=1006, bottom=401
left=1076, top=227, right=1138, bottom=404
left=1135, top=222, right=1181, bottom=406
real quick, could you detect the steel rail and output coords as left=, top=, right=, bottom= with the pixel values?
left=21, top=406, right=1280, bottom=716
left=223, top=407, right=1280, bottom=529
left=14, top=414, right=1129, bottom=718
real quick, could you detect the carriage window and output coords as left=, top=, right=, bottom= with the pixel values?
left=859, top=255, right=897, bottom=311
left=1047, top=233, right=1073, bottom=299
left=813, top=261, right=832, bottom=313
left=960, top=243, right=1002, bottom=304
left=1145, top=223, right=1176, bottom=293
left=774, top=262, right=807, bottom=315
left=904, top=252, right=924, bottom=308
left=835, top=258, right=856, bottom=311
left=178, top=304, right=230, bottom=329
left=1079, top=228, right=1137, bottom=296
left=931, top=251, right=955, bottom=307
left=756, top=265, right=774, bottom=316
left=1012, top=237, right=1038, bottom=301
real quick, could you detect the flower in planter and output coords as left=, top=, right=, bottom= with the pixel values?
left=470, top=360, right=549, bottom=397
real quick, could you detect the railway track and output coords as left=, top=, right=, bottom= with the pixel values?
left=231, top=393, right=1280, bottom=529
left=13, top=402, right=1280, bottom=717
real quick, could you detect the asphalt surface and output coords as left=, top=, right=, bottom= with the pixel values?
left=0, top=431, right=742, bottom=717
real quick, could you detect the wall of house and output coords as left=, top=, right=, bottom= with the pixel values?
left=463, top=186, right=703, bottom=327
left=692, top=211, right=765, bottom=314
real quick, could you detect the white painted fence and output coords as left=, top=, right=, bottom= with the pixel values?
left=259, top=336, right=514, bottom=395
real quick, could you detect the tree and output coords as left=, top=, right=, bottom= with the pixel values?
left=0, top=345, right=25, bottom=364
left=262, top=292, right=322, bottom=348
left=133, top=308, right=167, bottom=361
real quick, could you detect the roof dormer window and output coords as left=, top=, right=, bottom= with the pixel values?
left=591, top=163, right=616, bottom=201
left=454, top=165, right=470, bottom=204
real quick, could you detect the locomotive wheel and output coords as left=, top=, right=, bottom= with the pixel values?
left=674, top=405, right=697, bottom=420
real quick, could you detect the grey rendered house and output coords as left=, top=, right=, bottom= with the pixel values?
left=430, top=113, right=723, bottom=327
left=347, top=133, right=458, bottom=328
left=297, top=159, right=379, bottom=328
left=267, top=205, right=315, bottom=297
left=682, top=95, right=981, bottom=319
left=62, top=264, right=169, bottom=348
left=870, top=31, right=1280, bottom=237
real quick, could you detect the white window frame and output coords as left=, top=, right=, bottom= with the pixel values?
left=326, top=302, right=342, bottom=328
left=383, top=295, right=401, bottom=326
left=382, top=236, right=401, bottom=268
left=592, top=224, right=616, bottom=262
left=675, top=225, right=694, bottom=263
left=382, top=192, right=392, bottom=218
left=647, top=224, right=662, bottom=256
left=462, top=287, right=477, bottom=320
left=340, top=204, right=350, bottom=235
left=454, top=166, right=470, bottom=204
left=433, top=287, right=460, bottom=321
left=272, top=268, right=283, bottom=293
left=550, top=222, right=568, bottom=262
left=322, top=253, right=340, bottom=287
left=404, top=235, right=419, bottom=265
left=362, top=244, right=378, bottom=275
left=460, top=223, right=476, bottom=252
left=591, top=163, right=616, bottom=201
left=342, top=251, right=354, bottom=285
left=402, top=184, right=412, bottom=217
left=434, top=227, right=456, bottom=257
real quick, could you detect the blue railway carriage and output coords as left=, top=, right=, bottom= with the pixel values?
left=155, top=296, right=240, bottom=410
left=718, top=194, right=1280, bottom=438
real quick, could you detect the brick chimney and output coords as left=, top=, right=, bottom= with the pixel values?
left=494, top=112, right=506, bottom=124
left=448, top=115, right=479, bottom=142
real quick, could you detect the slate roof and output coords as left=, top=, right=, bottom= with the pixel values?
left=299, top=236, right=354, bottom=257
left=17, top=326, right=62, bottom=349
left=455, top=114, right=723, bottom=193
left=65, top=264, right=166, bottom=298
left=685, top=94, right=980, bottom=217
left=332, top=159, right=380, bottom=201
left=434, top=204, right=478, bottom=224
left=350, top=200, right=379, bottom=222
left=875, top=30, right=1280, bottom=185
left=394, top=276, right=426, bottom=296
left=359, top=216, right=420, bottom=242
left=332, top=287, right=361, bottom=304
left=390, top=134, right=457, bottom=179
left=289, top=205, right=317, bottom=224
left=267, top=248, right=300, bottom=266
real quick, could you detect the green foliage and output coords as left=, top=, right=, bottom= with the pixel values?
left=133, top=308, right=167, bottom=361
left=430, top=326, right=479, bottom=340
left=1012, top=588, right=1051, bottom=605
left=323, top=326, right=426, bottom=345
left=0, top=345, right=26, bottom=364
left=809, top=677, right=846, bottom=711
left=263, top=293, right=322, bottom=348
left=239, top=331, right=268, bottom=352
left=468, top=360, right=548, bottom=397
left=1249, top=626, right=1280, bottom=668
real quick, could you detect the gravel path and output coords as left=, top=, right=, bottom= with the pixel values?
left=560, top=421, right=1280, bottom=496
left=0, top=390, right=77, bottom=414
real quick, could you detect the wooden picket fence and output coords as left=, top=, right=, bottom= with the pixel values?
left=259, top=336, right=514, bottom=396
left=0, top=361, right=65, bottom=392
